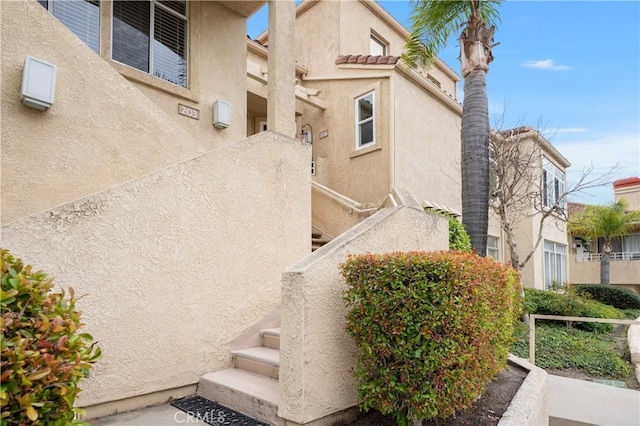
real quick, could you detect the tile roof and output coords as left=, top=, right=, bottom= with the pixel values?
left=613, top=177, right=640, bottom=189
left=335, top=55, right=401, bottom=65
left=567, top=202, right=589, bottom=217
left=498, top=126, right=536, bottom=138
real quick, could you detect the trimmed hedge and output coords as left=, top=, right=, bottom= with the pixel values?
left=574, top=285, right=640, bottom=310
left=342, top=251, right=521, bottom=424
left=1, top=249, right=101, bottom=425
left=523, top=288, right=624, bottom=332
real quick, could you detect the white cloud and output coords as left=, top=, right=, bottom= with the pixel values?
left=555, top=127, right=589, bottom=134
left=554, top=133, right=640, bottom=204
left=522, top=59, right=570, bottom=71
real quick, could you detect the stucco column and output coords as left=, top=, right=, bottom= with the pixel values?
left=267, top=0, right=296, bottom=138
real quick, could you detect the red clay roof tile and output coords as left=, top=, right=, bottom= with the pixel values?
left=335, top=55, right=400, bottom=66
left=613, top=177, right=640, bottom=188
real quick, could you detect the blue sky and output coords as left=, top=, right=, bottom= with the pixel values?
left=248, top=1, right=640, bottom=204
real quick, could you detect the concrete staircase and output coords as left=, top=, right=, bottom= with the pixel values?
left=197, top=328, right=283, bottom=425
left=312, top=230, right=331, bottom=252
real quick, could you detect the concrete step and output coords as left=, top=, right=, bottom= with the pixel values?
left=261, top=328, right=280, bottom=350
left=231, top=347, right=280, bottom=379
left=198, top=369, right=282, bottom=426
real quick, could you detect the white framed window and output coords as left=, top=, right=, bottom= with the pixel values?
left=355, top=92, right=375, bottom=149
left=544, top=240, right=567, bottom=288
left=38, top=0, right=101, bottom=54
left=542, top=158, right=565, bottom=210
left=487, top=236, right=499, bottom=259
left=370, top=34, right=387, bottom=56
left=112, top=0, right=188, bottom=88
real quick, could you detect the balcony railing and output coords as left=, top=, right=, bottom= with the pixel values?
left=576, top=252, right=640, bottom=262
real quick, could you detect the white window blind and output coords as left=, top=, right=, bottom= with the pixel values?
left=39, top=0, right=100, bottom=54
left=112, top=0, right=187, bottom=87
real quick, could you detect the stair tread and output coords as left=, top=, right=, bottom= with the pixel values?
left=231, top=347, right=280, bottom=366
left=260, top=328, right=281, bottom=337
left=200, top=369, right=279, bottom=406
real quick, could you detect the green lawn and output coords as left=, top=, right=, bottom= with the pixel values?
left=510, top=322, right=632, bottom=378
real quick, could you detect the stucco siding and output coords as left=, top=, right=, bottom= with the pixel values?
left=0, top=0, right=211, bottom=224
left=393, top=75, right=462, bottom=212
left=304, top=77, right=391, bottom=205
left=279, top=206, right=448, bottom=424
left=2, top=131, right=311, bottom=408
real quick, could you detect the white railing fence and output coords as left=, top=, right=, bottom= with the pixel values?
left=576, top=252, right=640, bottom=262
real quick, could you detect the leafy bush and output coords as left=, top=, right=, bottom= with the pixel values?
left=1, top=249, right=101, bottom=425
left=523, top=288, right=624, bottom=332
left=573, top=285, right=640, bottom=310
left=342, top=251, right=521, bottom=424
left=427, top=210, right=472, bottom=253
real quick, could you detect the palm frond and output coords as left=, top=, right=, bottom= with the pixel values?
left=404, top=0, right=503, bottom=68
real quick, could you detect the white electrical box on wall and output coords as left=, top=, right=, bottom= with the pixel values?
left=21, top=55, right=57, bottom=110
left=213, top=100, right=230, bottom=129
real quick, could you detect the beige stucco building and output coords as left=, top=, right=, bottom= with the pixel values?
left=1, top=0, right=557, bottom=423
left=487, top=127, right=571, bottom=290
left=568, top=177, right=640, bottom=293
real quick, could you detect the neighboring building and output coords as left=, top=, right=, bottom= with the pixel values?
left=487, top=126, right=571, bottom=290
left=568, top=177, right=640, bottom=293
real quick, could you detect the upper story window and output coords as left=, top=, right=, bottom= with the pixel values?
left=542, top=158, right=565, bottom=210
left=355, top=92, right=375, bottom=149
left=370, top=34, right=387, bottom=56
left=38, top=0, right=100, bottom=54
left=112, top=0, right=188, bottom=88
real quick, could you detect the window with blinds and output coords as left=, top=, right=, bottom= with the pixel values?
left=38, top=0, right=100, bottom=54
left=112, top=0, right=187, bottom=88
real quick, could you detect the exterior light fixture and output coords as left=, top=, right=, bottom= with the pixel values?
left=21, top=55, right=57, bottom=110
left=213, top=100, right=230, bottom=129
left=301, top=123, right=313, bottom=144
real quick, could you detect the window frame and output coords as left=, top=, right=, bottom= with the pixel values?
left=354, top=91, right=376, bottom=150
left=544, top=240, right=567, bottom=288
left=487, top=236, right=499, bottom=259
left=38, top=0, right=101, bottom=54
left=370, top=33, right=387, bottom=56
left=111, top=0, right=189, bottom=88
left=542, top=158, right=566, bottom=211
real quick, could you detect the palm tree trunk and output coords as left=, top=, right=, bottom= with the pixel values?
left=600, top=239, right=612, bottom=284
left=461, top=70, right=490, bottom=256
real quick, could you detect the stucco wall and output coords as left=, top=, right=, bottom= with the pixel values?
left=568, top=256, right=640, bottom=287
left=279, top=206, right=448, bottom=424
left=2, top=131, right=311, bottom=408
left=393, top=75, right=462, bottom=213
left=615, top=183, right=640, bottom=211
left=303, top=76, right=392, bottom=205
left=121, top=1, right=250, bottom=147
left=340, top=0, right=458, bottom=97
left=1, top=0, right=257, bottom=225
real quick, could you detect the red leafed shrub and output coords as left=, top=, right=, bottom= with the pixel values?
left=1, top=249, right=101, bottom=425
left=341, top=251, right=522, bottom=425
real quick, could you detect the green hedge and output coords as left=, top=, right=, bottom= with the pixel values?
left=523, top=288, right=624, bottom=332
left=342, top=251, right=521, bottom=424
left=573, top=285, right=640, bottom=310
left=1, top=249, right=101, bottom=425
